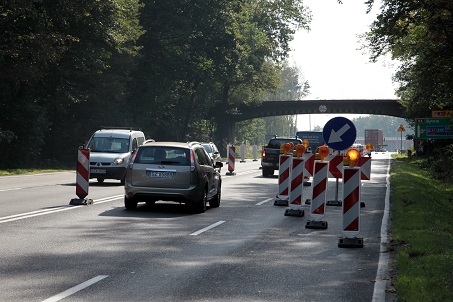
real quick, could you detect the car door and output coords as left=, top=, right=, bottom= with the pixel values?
left=194, top=147, right=216, bottom=198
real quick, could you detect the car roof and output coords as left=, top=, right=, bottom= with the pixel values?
left=94, top=129, right=144, bottom=138
left=140, top=141, right=199, bottom=149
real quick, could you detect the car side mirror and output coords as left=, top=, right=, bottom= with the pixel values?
left=215, top=162, right=223, bottom=169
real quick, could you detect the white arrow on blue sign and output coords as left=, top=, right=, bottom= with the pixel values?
left=322, top=117, right=357, bottom=151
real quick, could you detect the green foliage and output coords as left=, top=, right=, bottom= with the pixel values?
left=429, top=143, right=453, bottom=182
left=366, top=1, right=453, bottom=120
left=390, top=157, right=453, bottom=301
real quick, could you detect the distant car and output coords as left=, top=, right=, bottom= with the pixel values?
left=124, top=141, right=223, bottom=213
left=86, top=128, right=146, bottom=184
left=201, top=142, right=222, bottom=165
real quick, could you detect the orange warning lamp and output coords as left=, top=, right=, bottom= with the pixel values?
left=302, top=140, right=310, bottom=148
left=346, top=148, right=360, bottom=167
left=366, top=143, right=373, bottom=151
left=318, top=145, right=330, bottom=160
left=281, top=143, right=291, bottom=155
left=288, top=142, right=295, bottom=151
left=295, top=144, right=306, bottom=157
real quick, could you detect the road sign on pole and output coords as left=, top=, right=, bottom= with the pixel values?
left=415, top=117, right=453, bottom=139
left=322, top=117, right=357, bottom=151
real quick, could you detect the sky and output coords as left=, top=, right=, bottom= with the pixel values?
left=289, top=0, right=398, bottom=131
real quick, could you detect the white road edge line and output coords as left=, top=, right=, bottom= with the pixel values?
left=255, top=198, right=274, bottom=205
left=371, top=154, right=392, bottom=302
left=42, top=275, right=108, bottom=302
left=190, top=220, right=225, bottom=236
left=0, top=195, right=123, bottom=224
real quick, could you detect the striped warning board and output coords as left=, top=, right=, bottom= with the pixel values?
left=310, top=160, right=328, bottom=220
left=226, top=145, right=236, bottom=175
left=277, top=154, right=292, bottom=199
left=76, top=148, right=90, bottom=199
left=358, top=156, right=371, bottom=180
left=342, top=167, right=361, bottom=237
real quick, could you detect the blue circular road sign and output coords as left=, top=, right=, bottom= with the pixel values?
left=322, top=117, right=357, bottom=151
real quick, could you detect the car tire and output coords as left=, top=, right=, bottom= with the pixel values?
left=262, top=168, right=273, bottom=177
left=209, top=184, right=221, bottom=208
left=97, top=178, right=105, bottom=183
left=193, top=188, right=207, bottom=214
left=124, top=196, right=137, bottom=210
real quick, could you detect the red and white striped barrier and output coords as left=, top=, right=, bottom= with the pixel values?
left=70, top=147, right=93, bottom=205
left=327, top=155, right=343, bottom=179
left=339, top=167, right=363, bottom=248
left=358, top=156, right=371, bottom=180
left=274, top=154, right=291, bottom=206
left=306, top=161, right=329, bottom=228
left=304, top=153, right=315, bottom=177
left=285, top=156, right=304, bottom=216
left=226, top=145, right=236, bottom=175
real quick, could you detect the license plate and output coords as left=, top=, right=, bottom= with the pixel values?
left=146, top=171, right=175, bottom=178
left=91, top=168, right=106, bottom=174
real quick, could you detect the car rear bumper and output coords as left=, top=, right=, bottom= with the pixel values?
left=124, top=184, right=203, bottom=204
left=90, top=166, right=126, bottom=180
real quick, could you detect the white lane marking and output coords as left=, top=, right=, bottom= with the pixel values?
left=190, top=221, right=225, bottom=236
left=42, top=275, right=108, bottom=302
left=0, top=187, right=22, bottom=192
left=0, top=195, right=123, bottom=224
left=255, top=198, right=273, bottom=205
left=372, top=155, right=392, bottom=302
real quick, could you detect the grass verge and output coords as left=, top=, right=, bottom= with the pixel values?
left=0, top=169, right=71, bottom=176
left=390, top=156, right=453, bottom=301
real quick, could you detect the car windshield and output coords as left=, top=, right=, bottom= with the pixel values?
left=201, top=144, right=213, bottom=153
left=267, top=139, right=301, bottom=149
left=135, top=147, right=190, bottom=165
left=87, top=137, right=130, bottom=153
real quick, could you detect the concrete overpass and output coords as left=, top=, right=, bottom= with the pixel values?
left=227, top=99, right=404, bottom=122
left=216, top=99, right=404, bottom=152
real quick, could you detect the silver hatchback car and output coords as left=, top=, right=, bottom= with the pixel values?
left=124, top=141, right=223, bottom=213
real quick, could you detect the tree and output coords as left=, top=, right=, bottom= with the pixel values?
left=365, top=0, right=453, bottom=120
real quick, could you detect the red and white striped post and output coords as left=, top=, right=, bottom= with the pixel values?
left=326, top=154, right=344, bottom=206
left=285, top=156, right=304, bottom=216
left=303, top=153, right=315, bottom=186
left=226, top=144, right=236, bottom=175
left=306, top=160, right=329, bottom=229
left=338, top=167, right=363, bottom=248
left=70, top=146, right=93, bottom=205
left=274, top=154, right=291, bottom=206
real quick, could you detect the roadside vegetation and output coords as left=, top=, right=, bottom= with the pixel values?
left=390, top=153, right=453, bottom=301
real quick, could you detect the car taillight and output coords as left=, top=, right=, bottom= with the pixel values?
left=190, top=150, right=196, bottom=172
left=262, top=149, right=266, bottom=158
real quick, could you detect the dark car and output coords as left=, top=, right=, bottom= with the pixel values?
left=201, top=142, right=222, bottom=166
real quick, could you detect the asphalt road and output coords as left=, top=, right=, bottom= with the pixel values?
left=0, top=153, right=392, bottom=302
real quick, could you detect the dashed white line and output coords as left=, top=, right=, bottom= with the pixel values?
left=0, top=195, right=123, bottom=224
left=0, top=187, right=22, bottom=192
left=42, top=275, right=108, bottom=302
left=190, top=221, right=225, bottom=236
left=255, top=198, right=274, bottom=205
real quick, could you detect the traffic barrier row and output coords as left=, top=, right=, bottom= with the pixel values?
left=274, top=149, right=371, bottom=248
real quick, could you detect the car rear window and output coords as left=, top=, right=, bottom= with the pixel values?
left=268, top=139, right=301, bottom=149
left=135, top=147, right=190, bottom=165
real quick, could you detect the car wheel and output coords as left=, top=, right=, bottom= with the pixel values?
left=124, top=196, right=137, bottom=210
left=97, top=178, right=105, bottom=183
left=262, top=168, right=273, bottom=177
left=193, top=188, right=207, bottom=213
left=209, top=184, right=221, bottom=208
